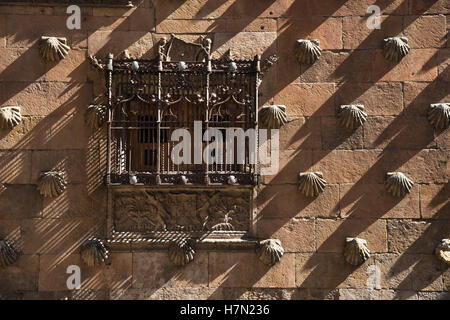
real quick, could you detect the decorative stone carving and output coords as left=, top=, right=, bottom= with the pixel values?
left=383, top=37, right=410, bottom=62
left=428, top=103, right=450, bottom=131
left=85, top=105, right=106, bottom=131
left=40, top=36, right=70, bottom=62
left=338, top=105, right=367, bottom=130
left=385, top=172, right=414, bottom=197
left=295, top=39, right=322, bottom=65
left=158, top=34, right=211, bottom=62
left=259, top=105, right=287, bottom=129
left=257, top=239, right=284, bottom=266
left=297, top=172, right=327, bottom=198
left=211, top=212, right=235, bottom=231
left=0, top=240, right=19, bottom=268
left=37, top=171, right=67, bottom=198
left=435, top=239, right=450, bottom=265
left=344, top=237, right=370, bottom=266
left=81, top=239, right=109, bottom=267
left=113, top=189, right=250, bottom=233
left=168, top=239, right=195, bottom=266
left=227, top=175, right=237, bottom=185
left=0, top=106, right=22, bottom=129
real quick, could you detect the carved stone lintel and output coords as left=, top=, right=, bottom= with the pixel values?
left=435, top=239, right=450, bottom=265
left=428, top=103, right=450, bottom=131
left=295, top=39, right=322, bottom=65
left=0, top=239, right=19, bottom=268
left=344, top=237, right=370, bottom=266
left=81, top=239, right=109, bottom=267
left=383, top=37, right=410, bottom=62
left=113, top=189, right=251, bottom=233
left=257, top=239, right=284, bottom=266
left=40, top=36, right=70, bottom=62
left=168, top=239, right=195, bottom=266
left=259, top=105, right=287, bottom=129
left=37, top=171, right=67, bottom=198
left=385, top=172, right=414, bottom=197
left=0, top=106, right=22, bottom=129
left=338, top=105, right=367, bottom=130
left=298, top=172, right=327, bottom=198
left=158, top=34, right=212, bottom=62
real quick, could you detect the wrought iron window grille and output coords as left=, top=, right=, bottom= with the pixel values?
left=92, top=35, right=277, bottom=187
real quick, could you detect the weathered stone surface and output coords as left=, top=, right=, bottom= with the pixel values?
left=295, top=252, right=375, bottom=289
left=211, top=32, right=276, bottom=60
left=340, top=183, right=420, bottom=219
left=132, top=251, right=208, bottom=289
left=0, top=150, right=32, bottom=184
left=262, top=149, right=313, bottom=185
left=315, top=218, right=388, bottom=253
left=338, top=289, right=419, bottom=300
left=404, top=81, right=450, bottom=116
left=257, top=218, right=315, bottom=253
left=404, top=15, right=447, bottom=48
left=334, top=82, right=404, bottom=116
left=274, top=83, right=335, bottom=117
left=420, top=184, right=449, bottom=219
left=279, top=117, right=322, bottom=150
left=0, top=185, right=42, bottom=219
left=0, top=254, right=39, bottom=291
left=363, top=116, right=437, bottom=149
left=257, top=184, right=339, bottom=219
left=343, top=16, right=403, bottom=50
left=375, top=253, right=444, bottom=291
left=209, top=252, right=295, bottom=288
left=321, top=116, right=364, bottom=150
left=387, top=220, right=450, bottom=254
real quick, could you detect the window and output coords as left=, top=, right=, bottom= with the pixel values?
left=105, top=35, right=261, bottom=186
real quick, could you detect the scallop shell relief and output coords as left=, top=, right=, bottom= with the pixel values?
left=298, top=172, right=327, bottom=198
left=37, top=171, right=67, bottom=198
left=168, top=239, right=196, bottom=266
left=85, top=105, right=106, bottom=131
left=259, top=105, right=287, bottom=129
left=383, top=37, right=410, bottom=62
left=81, top=238, right=109, bottom=267
left=257, top=239, right=284, bottom=266
left=0, top=239, right=19, bottom=268
left=295, top=39, right=322, bottom=65
left=338, top=105, right=367, bottom=130
left=385, top=172, right=414, bottom=197
left=344, top=237, right=370, bottom=266
left=428, top=103, right=449, bottom=131
left=0, top=106, right=22, bottom=129
left=40, top=36, right=70, bottom=62
left=435, top=239, right=450, bottom=265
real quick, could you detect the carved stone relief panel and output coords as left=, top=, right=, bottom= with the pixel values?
left=112, top=187, right=251, bottom=235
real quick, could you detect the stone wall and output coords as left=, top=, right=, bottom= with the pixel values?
left=0, top=0, right=449, bottom=300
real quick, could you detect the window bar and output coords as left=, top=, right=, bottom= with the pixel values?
left=205, top=54, right=211, bottom=185
left=254, top=55, right=261, bottom=182
left=156, top=55, right=162, bottom=184
left=106, top=53, right=113, bottom=185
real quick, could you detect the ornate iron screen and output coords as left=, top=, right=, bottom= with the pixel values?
left=104, top=36, right=261, bottom=187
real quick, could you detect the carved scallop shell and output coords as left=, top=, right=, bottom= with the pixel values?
left=0, top=240, right=19, bottom=268
left=383, top=37, right=410, bottom=62
left=259, top=105, right=287, bottom=129
left=428, top=103, right=450, bottom=131
left=168, top=239, right=195, bottom=266
left=385, top=172, right=414, bottom=197
left=295, top=39, right=322, bottom=65
left=85, top=105, right=106, bottom=131
left=0, top=106, right=22, bottom=129
left=344, top=237, right=370, bottom=266
left=257, top=239, right=284, bottom=266
left=298, top=172, right=327, bottom=198
left=40, top=36, right=71, bottom=62
left=435, top=239, right=450, bottom=265
left=81, top=238, right=109, bottom=268
left=338, top=105, right=367, bottom=130
left=37, top=171, right=67, bottom=198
